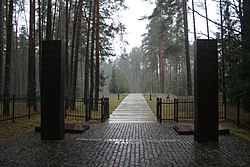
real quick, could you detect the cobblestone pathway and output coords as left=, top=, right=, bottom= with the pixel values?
left=0, top=94, right=250, bottom=166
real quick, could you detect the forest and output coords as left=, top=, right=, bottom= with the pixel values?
left=0, top=0, right=250, bottom=111
left=108, top=0, right=250, bottom=110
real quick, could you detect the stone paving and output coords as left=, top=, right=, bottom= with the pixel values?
left=109, top=94, right=156, bottom=123
left=1, top=94, right=250, bottom=166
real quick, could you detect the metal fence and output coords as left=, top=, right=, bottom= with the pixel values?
left=1, top=96, right=109, bottom=123
left=225, top=101, right=250, bottom=130
left=0, top=95, right=40, bottom=123
left=156, top=98, right=225, bottom=123
left=65, top=97, right=110, bottom=122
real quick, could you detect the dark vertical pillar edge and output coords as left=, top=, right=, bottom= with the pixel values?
left=41, top=40, right=65, bottom=140
left=194, top=39, right=218, bottom=142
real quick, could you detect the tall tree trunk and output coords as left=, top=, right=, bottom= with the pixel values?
left=3, top=0, right=14, bottom=115
left=28, top=0, right=37, bottom=111
left=65, top=0, right=69, bottom=107
left=0, top=0, right=4, bottom=95
left=241, top=0, right=250, bottom=104
left=38, top=0, right=42, bottom=94
left=242, top=0, right=250, bottom=44
left=191, top=0, right=196, bottom=40
left=94, top=0, right=100, bottom=110
left=15, top=6, right=20, bottom=96
left=159, top=38, right=165, bottom=93
left=52, top=0, right=58, bottom=39
left=56, top=0, right=62, bottom=39
left=69, top=0, right=78, bottom=103
left=72, top=0, right=83, bottom=102
left=84, top=0, right=93, bottom=102
left=90, top=0, right=96, bottom=110
left=183, top=0, right=192, bottom=95
left=220, top=0, right=226, bottom=105
left=204, top=0, right=209, bottom=38
left=46, top=0, right=52, bottom=40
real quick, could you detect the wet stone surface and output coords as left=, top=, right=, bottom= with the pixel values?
left=109, top=94, right=156, bottom=123
left=1, top=123, right=250, bottom=167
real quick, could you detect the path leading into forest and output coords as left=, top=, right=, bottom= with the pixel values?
left=109, top=94, right=156, bottom=123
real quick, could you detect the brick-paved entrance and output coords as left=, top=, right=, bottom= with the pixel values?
left=0, top=94, right=250, bottom=166
left=1, top=123, right=250, bottom=166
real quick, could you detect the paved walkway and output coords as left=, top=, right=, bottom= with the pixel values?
left=0, top=94, right=250, bottom=166
left=109, top=94, right=156, bottom=123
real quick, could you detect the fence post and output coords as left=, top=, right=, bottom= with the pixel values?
left=160, top=98, right=162, bottom=123
left=12, top=95, right=15, bottom=123
left=174, top=98, right=178, bottom=123
left=85, top=99, right=89, bottom=122
left=101, top=97, right=104, bottom=122
left=156, top=98, right=160, bottom=123
left=224, top=99, right=227, bottom=121
left=156, top=98, right=159, bottom=122
left=237, top=100, right=240, bottom=127
left=150, top=93, right=152, bottom=101
left=28, top=97, right=31, bottom=119
left=106, top=98, right=110, bottom=119
left=64, top=99, right=67, bottom=119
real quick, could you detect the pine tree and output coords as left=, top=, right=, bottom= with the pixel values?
left=109, top=66, right=117, bottom=93
left=3, top=0, right=14, bottom=115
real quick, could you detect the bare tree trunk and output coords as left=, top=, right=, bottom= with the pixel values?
left=46, top=0, right=52, bottom=40
left=3, top=0, right=14, bottom=115
left=65, top=0, right=69, bottom=107
left=84, top=0, right=93, bottom=102
left=0, top=0, right=4, bottom=95
left=94, top=0, right=100, bottom=110
left=15, top=6, right=21, bottom=96
left=52, top=0, right=58, bottom=39
left=220, top=0, right=226, bottom=106
left=159, top=38, right=165, bottom=93
left=90, top=0, right=96, bottom=110
left=191, top=0, right=196, bottom=40
left=72, top=0, right=83, bottom=102
left=38, top=0, right=42, bottom=94
left=28, top=0, right=37, bottom=111
left=183, top=0, right=192, bottom=95
left=56, top=0, right=62, bottom=39
left=69, top=0, right=79, bottom=103
left=204, top=0, right=209, bottom=39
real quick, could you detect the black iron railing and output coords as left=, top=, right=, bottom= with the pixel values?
left=0, top=95, right=40, bottom=123
left=1, top=96, right=109, bottom=123
left=156, top=98, right=225, bottom=123
left=65, top=97, right=109, bottom=122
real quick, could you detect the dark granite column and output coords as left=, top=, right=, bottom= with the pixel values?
left=194, top=39, right=218, bottom=142
left=41, top=40, right=65, bottom=140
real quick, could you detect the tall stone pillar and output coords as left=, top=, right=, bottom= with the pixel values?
left=194, top=39, right=218, bottom=142
left=41, top=40, right=65, bottom=140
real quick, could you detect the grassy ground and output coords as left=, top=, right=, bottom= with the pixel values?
left=221, top=122, right=250, bottom=141
left=144, top=93, right=250, bottom=142
left=0, top=115, right=40, bottom=143
left=0, top=94, right=127, bottom=144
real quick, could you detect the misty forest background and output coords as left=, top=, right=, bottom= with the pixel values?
left=0, top=0, right=250, bottom=110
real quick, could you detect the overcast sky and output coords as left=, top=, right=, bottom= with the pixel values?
left=113, top=0, right=219, bottom=56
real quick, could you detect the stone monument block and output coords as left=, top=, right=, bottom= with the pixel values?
left=41, top=40, right=65, bottom=140
left=194, top=39, right=218, bottom=142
